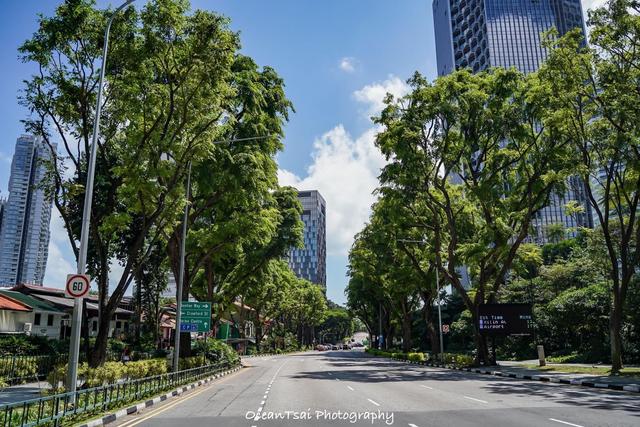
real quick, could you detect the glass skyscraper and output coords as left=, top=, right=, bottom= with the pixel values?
left=432, top=0, right=593, bottom=243
left=287, top=190, right=326, bottom=292
left=0, top=135, right=55, bottom=286
left=433, top=0, right=586, bottom=76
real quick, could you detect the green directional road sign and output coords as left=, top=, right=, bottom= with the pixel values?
left=180, top=301, right=211, bottom=333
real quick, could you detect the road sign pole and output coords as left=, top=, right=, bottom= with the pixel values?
left=436, top=269, right=444, bottom=362
left=173, top=161, right=191, bottom=373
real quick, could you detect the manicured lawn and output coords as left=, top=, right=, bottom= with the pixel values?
left=521, top=364, right=640, bottom=379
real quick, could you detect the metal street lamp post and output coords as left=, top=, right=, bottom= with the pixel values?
left=67, top=0, right=136, bottom=396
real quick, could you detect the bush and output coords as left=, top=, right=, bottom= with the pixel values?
left=192, top=339, right=239, bottom=364
left=0, top=357, right=38, bottom=382
left=408, top=352, right=426, bottom=362
left=46, top=358, right=170, bottom=389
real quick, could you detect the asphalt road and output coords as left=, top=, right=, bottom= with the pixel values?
left=112, top=350, right=640, bottom=427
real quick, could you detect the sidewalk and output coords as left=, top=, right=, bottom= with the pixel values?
left=0, top=381, right=50, bottom=405
left=494, top=362, right=640, bottom=388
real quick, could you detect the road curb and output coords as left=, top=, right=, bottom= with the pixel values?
left=77, top=366, right=243, bottom=427
left=387, top=358, right=640, bottom=394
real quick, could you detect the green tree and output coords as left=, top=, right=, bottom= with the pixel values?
left=20, top=0, right=290, bottom=365
left=538, top=0, right=640, bottom=371
left=375, top=69, right=574, bottom=364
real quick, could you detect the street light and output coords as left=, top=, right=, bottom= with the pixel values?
left=67, top=0, right=136, bottom=396
left=172, top=135, right=273, bottom=372
left=397, top=238, right=444, bottom=362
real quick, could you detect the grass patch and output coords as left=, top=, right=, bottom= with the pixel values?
left=521, top=364, right=640, bottom=379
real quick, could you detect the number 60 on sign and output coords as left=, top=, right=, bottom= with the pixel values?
left=65, top=274, right=91, bottom=299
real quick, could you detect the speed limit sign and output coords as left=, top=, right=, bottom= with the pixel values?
left=65, top=274, right=91, bottom=298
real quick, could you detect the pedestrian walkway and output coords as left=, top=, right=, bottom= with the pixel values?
left=496, top=361, right=640, bottom=388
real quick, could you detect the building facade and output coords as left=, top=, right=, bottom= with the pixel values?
left=0, top=136, right=54, bottom=287
left=433, top=0, right=586, bottom=76
left=287, top=190, right=326, bottom=292
left=432, top=0, right=593, bottom=243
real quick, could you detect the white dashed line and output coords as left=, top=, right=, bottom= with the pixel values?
left=409, top=424, right=419, bottom=427
left=367, top=398, right=381, bottom=406
left=335, top=378, right=340, bottom=381
left=463, top=396, right=488, bottom=404
left=347, top=385, right=355, bottom=391
left=549, top=419, right=584, bottom=427
left=328, top=372, right=333, bottom=375
left=420, top=385, right=433, bottom=390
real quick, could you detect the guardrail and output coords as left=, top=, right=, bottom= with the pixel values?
left=0, top=361, right=236, bottom=427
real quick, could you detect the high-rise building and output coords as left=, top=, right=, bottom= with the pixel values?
left=0, top=135, right=55, bottom=287
left=432, top=0, right=593, bottom=243
left=433, top=0, right=586, bottom=76
left=287, top=190, right=326, bottom=292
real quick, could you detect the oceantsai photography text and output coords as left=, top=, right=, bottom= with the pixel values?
left=245, top=409, right=395, bottom=425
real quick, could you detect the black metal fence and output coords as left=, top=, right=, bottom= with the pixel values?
left=0, top=353, right=133, bottom=385
left=0, top=356, right=65, bottom=385
left=0, top=361, right=236, bottom=427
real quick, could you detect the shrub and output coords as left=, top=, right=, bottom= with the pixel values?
left=408, top=352, right=426, bottom=362
left=0, top=357, right=38, bottom=382
left=192, top=339, right=239, bottom=364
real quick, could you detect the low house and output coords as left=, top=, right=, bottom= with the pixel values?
left=0, top=290, right=67, bottom=339
left=11, top=284, right=133, bottom=338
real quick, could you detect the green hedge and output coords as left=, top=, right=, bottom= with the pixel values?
left=46, top=359, right=169, bottom=391
left=365, top=348, right=473, bottom=367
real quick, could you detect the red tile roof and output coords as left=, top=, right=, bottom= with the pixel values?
left=0, top=294, right=31, bottom=312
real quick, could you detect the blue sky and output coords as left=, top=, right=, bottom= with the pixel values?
left=0, top=1, right=600, bottom=304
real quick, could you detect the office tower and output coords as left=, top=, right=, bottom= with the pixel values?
left=287, top=190, right=327, bottom=292
left=433, top=0, right=593, bottom=243
left=433, top=0, right=586, bottom=76
left=0, top=136, right=55, bottom=286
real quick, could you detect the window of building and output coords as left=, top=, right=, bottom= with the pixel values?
left=47, top=314, right=54, bottom=326
left=34, top=313, right=41, bottom=325
left=116, top=321, right=122, bottom=329
left=92, top=321, right=98, bottom=332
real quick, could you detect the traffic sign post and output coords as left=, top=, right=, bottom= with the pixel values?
left=65, top=274, right=90, bottom=396
left=180, top=302, right=211, bottom=333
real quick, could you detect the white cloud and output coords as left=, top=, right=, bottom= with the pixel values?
left=582, top=0, right=607, bottom=11
left=353, top=75, right=410, bottom=118
left=44, top=241, right=75, bottom=289
left=279, top=126, right=385, bottom=256
left=278, top=76, right=410, bottom=256
left=339, top=57, right=358, bottom=73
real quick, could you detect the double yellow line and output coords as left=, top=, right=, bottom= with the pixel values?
left=115, top=368, right=245, bottom=427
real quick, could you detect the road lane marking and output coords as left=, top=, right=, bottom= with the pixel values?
left=120, top=384, right=218, bottom=427
left=463, top=396, right=488, bottom=404
left=328, top=372, right=333, bottom=375
left=117, top=368, right=246, bottom=427
left=335, top=378, right=340, bottom=381
left=347, top=385, right=355, bottom=391
left=420, top=385, right=433, bottom=390
left=409, top=424, right=419, bottom=427
left=549, top=419, right=584, bottom=427
left=367, top=398, right=380, bottom=406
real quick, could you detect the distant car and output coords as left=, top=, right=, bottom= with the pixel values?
left=343, top=344, right=351, bottom=350
left=331, top=345, right=339, bottom=350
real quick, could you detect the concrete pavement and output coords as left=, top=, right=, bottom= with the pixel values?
left=110, top=350, right=640, bottom=427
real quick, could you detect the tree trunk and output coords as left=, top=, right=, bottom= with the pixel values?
left=470, top=308, right=492, bottom=366
left=89, top=314, right=111, bottom=367
left=402, top=310, right=412, bottom=353
left=610, top=292, right=624, bottom=372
